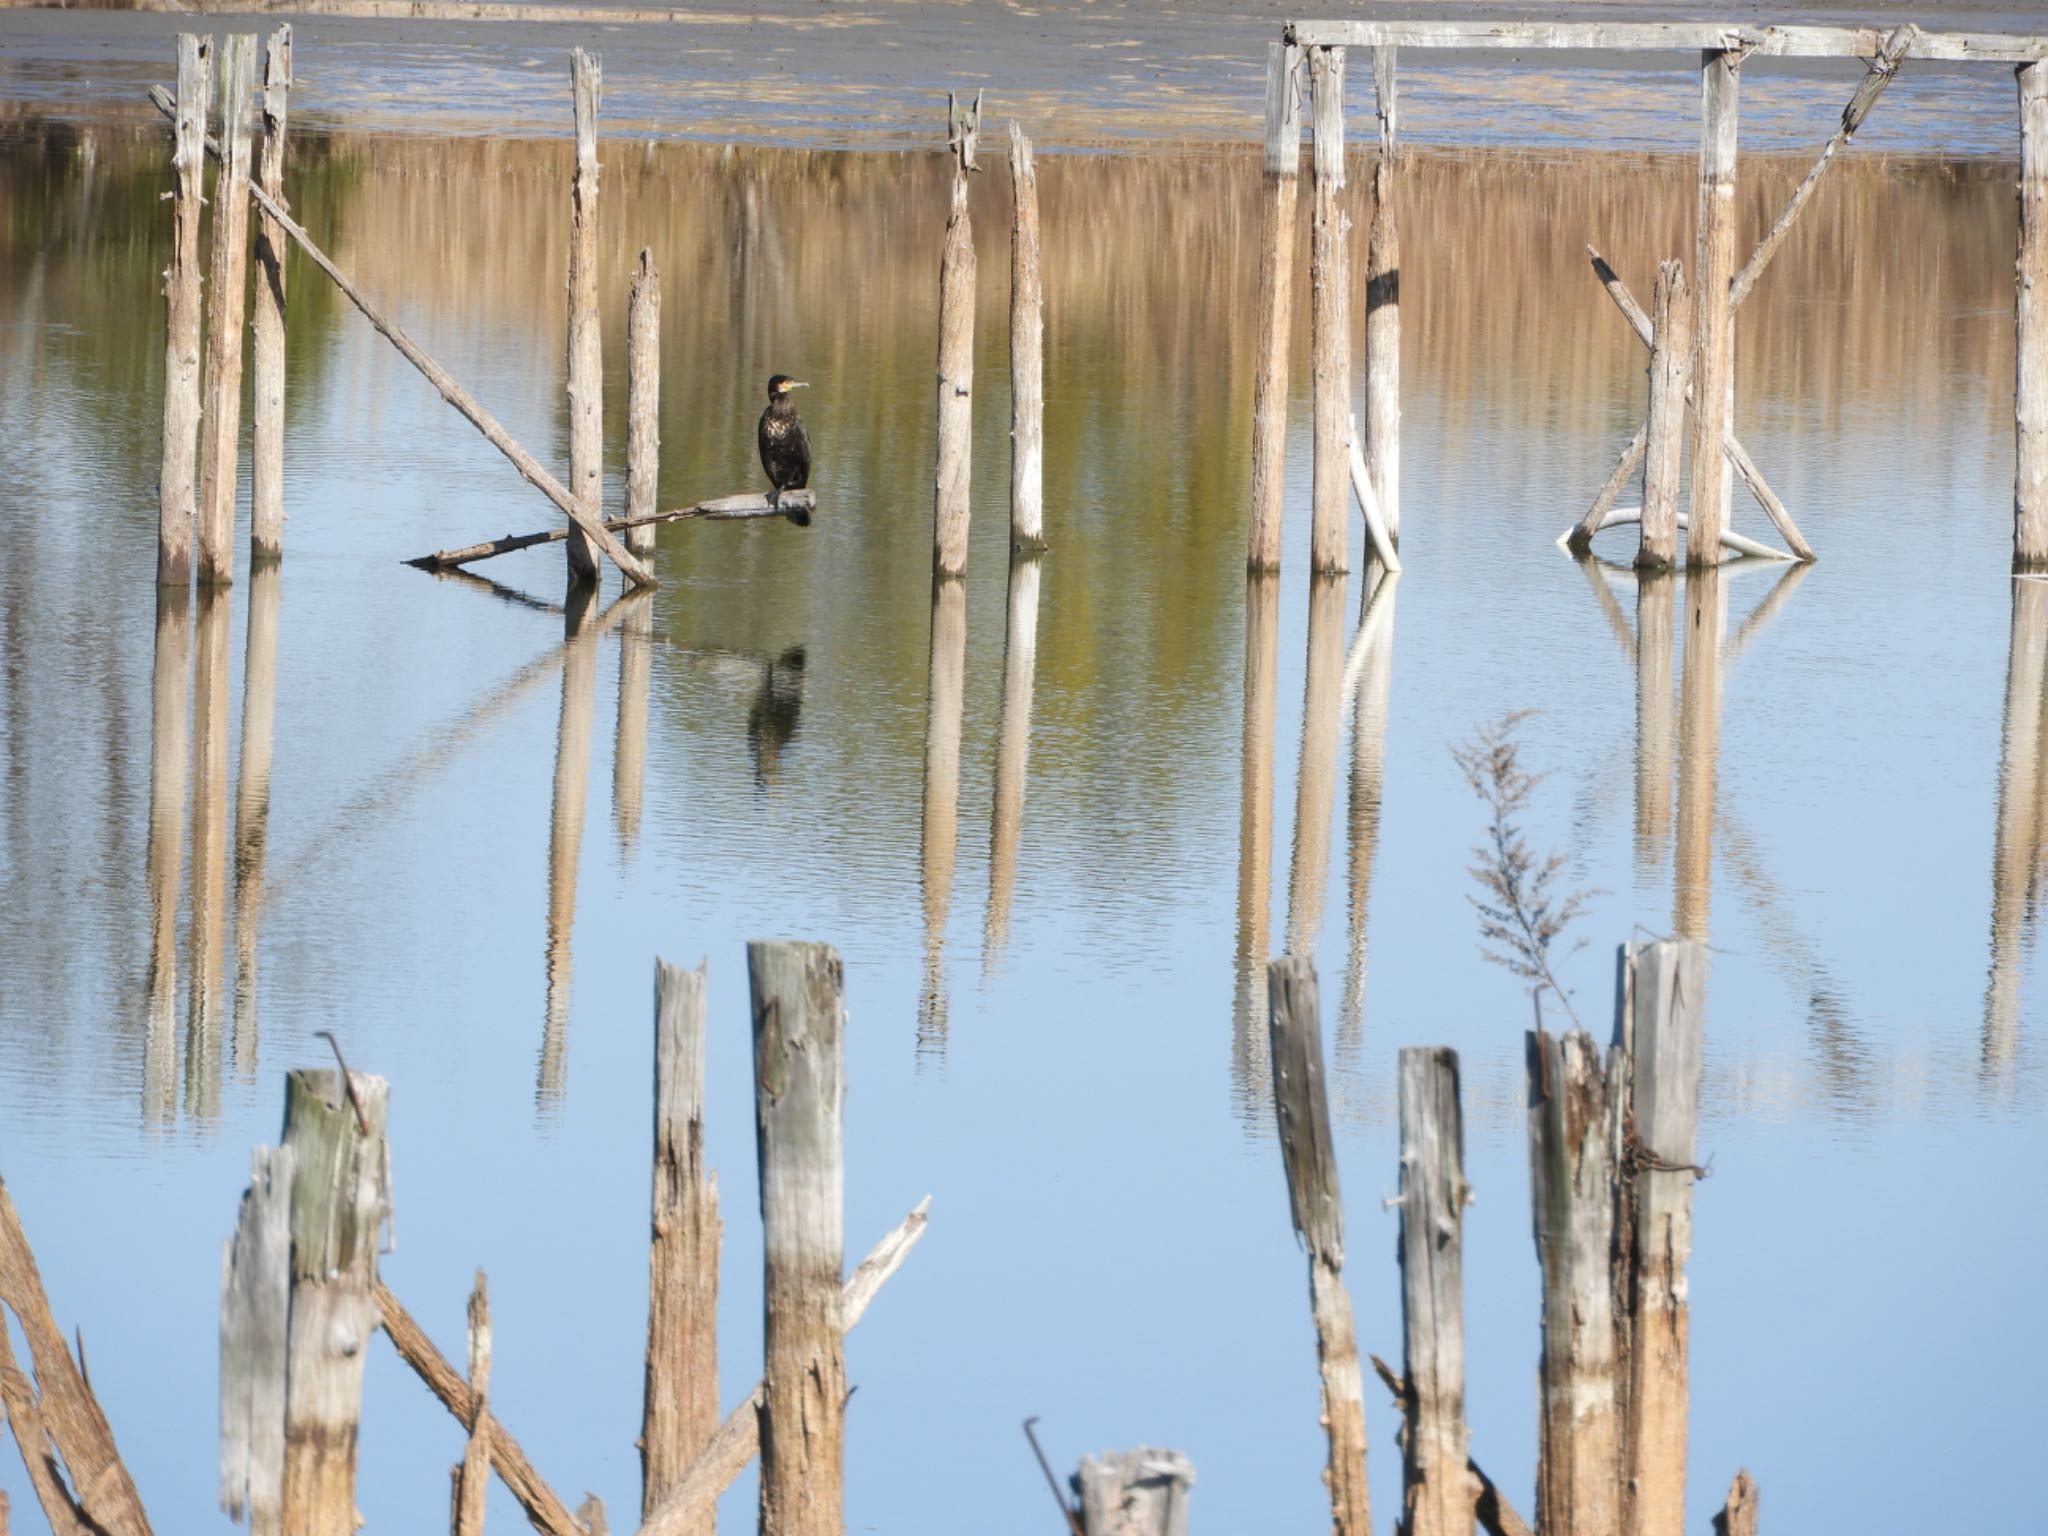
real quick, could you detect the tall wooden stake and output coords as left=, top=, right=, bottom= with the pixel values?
left=747, top=941, right=848, bottom=1536
left=1008, top=123, right=1045, bottom=551
left=250, top=25, right=292, bottom=563
left=934, top=91, right=980, bottom=577
left=1366, top=47, right=1400, bottom=538
left=1249, top=42, right=1302, bottom=572
left=1686, top=50, right=1740, bottom=567
left=567, top=49, right=604, bottom=587
left=221, top=1145, right=295, bottom=1536
left=1396, top=1047, right=1474, bottom=1536
left=1308, top=46, right=1352, bottom=575
left=2019, top=61, right=2048, bottom=568
left=158, top=33, right=211, bottom=587
left=197, top=32, right=258, bottom=588
left=1640, top=261, right=1690, bottom=571
left=626, top=249, right=662, bottom=558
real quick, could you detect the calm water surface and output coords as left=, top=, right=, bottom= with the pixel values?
left=0, top=126, right=2042, bottom=1533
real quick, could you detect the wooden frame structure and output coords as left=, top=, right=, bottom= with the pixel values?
left=1276, top=17, right=2048, bottom=571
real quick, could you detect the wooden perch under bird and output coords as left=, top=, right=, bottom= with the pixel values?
left=405, top=493, right=816, bottom=572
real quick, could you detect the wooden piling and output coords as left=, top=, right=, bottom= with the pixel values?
left=1640, top=262, right=1689, bottom=571
left=188, top=585, right=233, bottom=1118
left=1074, top=1450, right=1196, bottom=1536
left=541, top=593, right=600, bottom=1107
left=1527, top=1029, right=1622, bottom=1536
left=233, top=562, right=281, bottom=1072
left=144, top=585, right=191, bottom=1121
left=747, top=941, right=848, bottom=1536
left=452, top=1273, right=492, bottom=1536
left=1009, top=123, right=1045, bottom=551
left=626, top=249, right=662, bottom=559
left=1285, top=575, right=1347, bottom=957
left=196, top=33, right=257, bottom=587
left=1396, top=1047, right=1474, bottom=1536
left=280, top=1066, right=389, bottom=1536
left=1674, top=568, right=1726, bottom=938
left=1267, top=957, right=1371, bottom=1536
left=1308, top=46, right=1352, bottom=575
left=1249, top=42, right=1302, bottom=572
left=919, top=578, right=967, bottom=1057
left=1713, top=1472, right=1758, bottom=1536
left=1633, top=574, right=1677, bottom=876
left=987, top=554, right=1042, bottom=969
left=566, top=49, right=605, bottom=586
left=1366, top=47, right=1400, bottom=537
left=1686, top=50, right=1740, bottom=566
left=2019, top=62, right=2048, bottom=568
left=644, top=958, right=721, bottom=1526
left=1232, top=573, right=1281, bottom=1108
left=221, top=1145, right=294, bottom=1536
left=158, top=34, right=210, bottom=587
left=250, top=25, right=292, bottom=563
left=934, top=98, right=978, bottom=577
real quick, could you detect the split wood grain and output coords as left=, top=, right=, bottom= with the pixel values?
left=453, top=1273, right=493, bottom=1536
left=1396, top=1047, right=1474, bottom=1536
left=1248, top=41, right=1301, bottom=571
left=1287, top=18, right=2043, bottom=63
left=1308, top=46, right=1351, bottom=574
left=1074, top=1449, right=1195, bottom=1536
left=1368, top=1356, right=1533, bottom=1536
left=1687, top=50, right=1740, bottom=565
left=626, top=249, right=661, bottom=558
left=196, top=33, right=257, bottom=587
left=1640, top=262, right=1689, bottom=570
left=0, top=1315, right=90, bottom=1536
left=1365, top=48, right=1400, bottom=535
left=934, top=165, right=976, bottom=575
left=250, top=25, right=292, bottom=562
left=1009, top=123, right=1045, bottom=550
left=158, top=34, right=210, bottom=586
left=221, top=1145, right=295, bottom=1535
left=567, top=49, right=604, bottom=585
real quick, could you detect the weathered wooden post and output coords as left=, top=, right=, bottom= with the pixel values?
left=1686, top=49, right=1741, bottom=567
left=158, top=33, right=211, bottom=587
left=1233, top=573, right=1281, bottom=1106
left=747, top=940, right=848, bottom=1536
left=281, top=1064, right=391, bottom=1536
left=644, top=958, right=721, bottom=1526
left=1527, top=1028, right=1622, bottom=1536
left=1008, top=123, right=1045, bottom=551
left=1073, top=1450, right=1196, bottom=1536
left=1633, top=574, right=1677, bottom=876
left=934, top=91, right=981, bottom=577
left=197, top=32, right=257, bottom=587
left=1366, top=47, right=1400, bottom=537
left=2018, top=61, right=2048, bottom=568
left=1248, top=42, right=1302, bottom=572
left=188, top=585, right=233, bottom=1119
left=1267, top=956, right=1371, bottom=1536
left=1308, top=47, right=1351, bottom=575
left=626, top=248, right=662, bottom=559
left=1673, top=567, right=1726, bottom=938
left=567, top=48, right=604, bottom=586
left=221, top=1145, right=294, bottom=1536
left=1285, top=575, right=1346, bottom=957
left=987, top=554, right=1042, bottom=969
left=541, top=592, right=600, bottom=1107
left=250, top=25, right=292, bottom=564
left=1396, top=1047, right=1474, bottom=1536
left=233, top=562, right=282, bottom=1071
left=1639, top=262, right=1689, bottom=571
left=452, top=1273, right=492, bottom=1536
left=919, top=577, right=967, bottom=1057
left=614, top=595, right=651, bottom=851
left=145, top=586, right=191, bottom=1120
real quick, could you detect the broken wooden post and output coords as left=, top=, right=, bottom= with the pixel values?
left=1073, top=1450, right=1196, bottom=1536
left=1686, top=49, right=1741, bottom=566
left=1397, top=1047, right=1474, bottom=1536
left=567, top=48, right=604, bottom=586
left=626, top=249, right=662, bottom=559
left=233, top=561, right=281, bottom=1069
left=1266, top=956, right=1371, bottom=1536
left=747, top=940, right=848, bottom=1536
left=1248, top=41, right=1302, bottom=572
left=919, top=579, right=967, bottom=1058
left=451, top=1273, right=492, bottom=1536
left=1009, top=122, right=1045, bottom=551
left=280, top=1066, right=389, bottom=1536
left=541, top=593, right=600, bottom=1107
left=145, top=585, right=191, bottom=1120
left=196, top=32, right=257, bottom=588
left=250, top=25, right=292, bottom=564
left=1366, top=47, right=1400, bottom=538
left=987, top=553, right=1042, bottom=969
left=934, top=91, right=980, bottom=577
left=220, top=1147, right=294, bottom=1535
left=158, top=33, right=210, bottom=587
left=188, top=585, right=233, bottom=1118
left=2019, top=61, right=2048, bottom=568
left=1527, top=1028, right=1622, bottom=1536
left=1285, top=576, right=1346, bottom=957
left=1308, top=46, right=1351, bottom=575
left=644, top=958, right=721, bottom=1525
left=1640, top=261, right=1690, bottom=571
left=1712, top=1472, right=1758, bottom=1536
left=1674, top=567, right=1726, bottom=938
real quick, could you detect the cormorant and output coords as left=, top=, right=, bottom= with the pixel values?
left=757, top=374, right=811, bottom=526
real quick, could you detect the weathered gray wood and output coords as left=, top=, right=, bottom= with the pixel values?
left=144, top=586, right=191, bottom=1121
left=748, top=941, right=847, bottom=1536
left=0, top=1300, right=91, bottom=1536
left=1368, top=1356, right=1533, bottom=1536
left=158, top=34, right=210, bottom=587
left=919, top=578, right=967, bottom=1056
left=453, top=1272, right=492, bottom=1536
left=987, top=554, right=1042, bottom=968
left=1233, top=573, right=1281, bottom=1105
left=281, top=1067, right=390, bottom=1536
left=1640, top=262, right=1689, bottom=571
left=541, top=594, right=600, bottom=1108
left=1249, top=42, right=1302, bottom=572
left=250, top=25, right=292, bottom=563
left=1687, top=51, right=1740, bottom=566
left=187, top=586, right=232, bottom=1117
left=406, top=492, right=813, bottom=571
left=1287, top=18, right=2047, bottom=62
left=221, top=1144, right=295, bottom=1535
left=197, top=33, right=257, bottom=588
left=1620, top=940, right=1706, bottom=1536
left=1267, top=957, right=1370, bottom=1536
left=232, top=562, right=281, bottom=1072
left=1527, top=1029, right=1622, bottom=1536
left=1396, top=1047, right=1474, bottom=1536
left=2021, top=62, right=2048, bottom=568
left=1009, top=123, right=1045, bottom=551
left=626, top=249, right=661, bottom=559
left=934, top=150, right=976, bottom=576
left=1722, top=435, right=1813, bottom=561
left=1285, top=576, right=1347, bottom=956
left=146, top=86, right=657, bottom=589
left=1674, top=568, right=1726, bottom=937
left=1365, top=49, right=1399, bottom=536
left=1308, top=46, right=1351, bottom=575
left=1074, top=1449, right=1195, bottom=1536
left=634, top=1201, right=931, bottom=1536
left=1634, top=574, right=1677, bottom=873
left=566, top=49, right=604, bottom=585
left=1713, top=1471, right=1758, bottom=1536
left=644, top=958, right=720, bottom=1526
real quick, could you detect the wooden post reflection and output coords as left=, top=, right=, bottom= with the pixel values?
left=1285, top=575, right=1347, bottom=957
left=614, top=595, right=651, bottom=853
left=540, top=584, right=600, bottom=1109
left=144, top=585, right=191, bottom=1123
left=1339, top=571, right=1398, bottom=1062
left=232, top=562, right=281, bottom=1077
left=1673, top=567, right=1727, bottom=938
left=985, top=555, right=1042, bottom=976
left=186, top=583, right=232, bottom=1120
left=918, top=579, right=967, bottom=1063
left=1634, top=572, right=1677, bottom=879
left=1985, top=577, right=2048, bottom=1078
left=1233, top=572, right=1281, bottom=1116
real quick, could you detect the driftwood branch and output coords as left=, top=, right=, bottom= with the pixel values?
left=406, top=493, right=815, bottom=571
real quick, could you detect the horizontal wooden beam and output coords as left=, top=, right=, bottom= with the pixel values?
left=1285, top=19, right=2048, bottom=63
left=405, top=492, right=814, bottom=571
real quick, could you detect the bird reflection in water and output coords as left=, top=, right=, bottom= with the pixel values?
left=746, top=645, right=807, bottom=785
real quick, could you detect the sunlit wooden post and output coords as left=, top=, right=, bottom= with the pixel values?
left=1396, top=1046, right=1474, bottom=1536
left=221, top=1145, right=294, bottom=1536
left=1075, top=1450, right=1196, bottom=1536
left=1686, top=49, right=1740, bottom=566
left=1640, top=262, right=1690, bottom=570
left=1308, top=46, right=1351, bottom=575
left=934, top=91, right=981, bottom=577
left=196, top=32, right=257, bottom=587
left=566, top=49, right=604, bottom=586
left=1365, top=47, right=1400, bottom=538
left=250, top=24, right=292, bottom=563
left=626, top=248, right=662, bottom=558
left=2018, top=61, right=2048, bottom=568
left=1008, top=122, right=1045, bottom=551
left=158, top=33, right=210, bottom=587
left=1249, top=42, right=1302, bottom=572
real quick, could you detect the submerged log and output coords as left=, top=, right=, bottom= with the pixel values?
left=566, top=49, right=604, bottom=585
left=1308, top=46, right=1352, bottom=575
left=406, top=492, right=814, bottom=570
left=1073, top=1449, right=1195, bottom=1536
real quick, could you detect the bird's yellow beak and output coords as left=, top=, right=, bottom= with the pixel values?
left=788, top=380, right=810, bottom=389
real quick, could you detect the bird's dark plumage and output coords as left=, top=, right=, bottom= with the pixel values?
left=758, top=374, right=812, bottom=525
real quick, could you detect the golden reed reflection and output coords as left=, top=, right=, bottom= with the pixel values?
left=918, top=578, right=967, bottom=1066
left=143, top=585, right=190, bottom=1124
left=1232, top=572, right=1281, bottom=1122
left=985, top=554, right=1042, bottom=978
left=232, top=562, right=281, bottom=1079
left=1985, top=577, right=2048, bottom=1088
left=185, top=585, right=231, bottom=1122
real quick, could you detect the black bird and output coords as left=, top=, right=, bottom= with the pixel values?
left=757, top=374, right=812, bottom=525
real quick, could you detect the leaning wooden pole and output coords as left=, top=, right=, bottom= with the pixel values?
left=1686, top=49, right=1741, bottom=567
left=250, top=25, right=292, bottom=564
left=626, top=249, right=662, bottom=559
left=934, top=92, right=980, bottom=578
left=1396, top=1047, right=1475, bottom=1536
left=1308, top=46, right=1352, bottom=575
left=1248, top=41, right=1302, bottom=572
left=158, top=33, right=210, bottom=587
left=567, top=49, right=605, bottom=586
left=1267, top=957, right=1371, bottom=1536
left=748, top=941, right=847, bottom=1536
left=196, top=32, right=257, bottom=588
left=1639, top=261, right=1690, bottom=571
left=2018, top=60, right=2048, bottom=569
left=1008, top=122, right=1045, bottom=551
left=1366, top=47, right=1400, bottom=539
